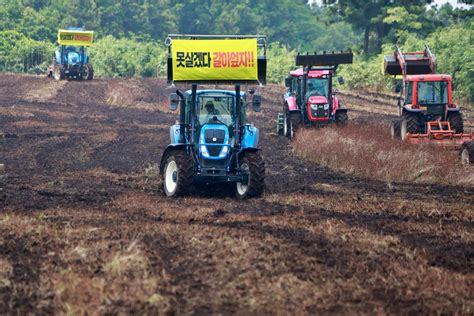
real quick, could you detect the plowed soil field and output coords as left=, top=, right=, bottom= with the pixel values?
left=0, top=74, right=472, bottom=314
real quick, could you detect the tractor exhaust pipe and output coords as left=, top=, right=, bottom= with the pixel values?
left=176, top=89, right=186, bottom=143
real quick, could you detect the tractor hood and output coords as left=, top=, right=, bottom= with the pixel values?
left=308, top=95, right=328, bottom=104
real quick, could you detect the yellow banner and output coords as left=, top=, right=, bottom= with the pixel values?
left=172, top=39, right=258, bottom=81
left=58, top=30, right=94, bottom=46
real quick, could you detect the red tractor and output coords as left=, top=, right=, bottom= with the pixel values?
left=385, top=46, right=473, bottom=163
left=276, top=51, right=353, bottom=138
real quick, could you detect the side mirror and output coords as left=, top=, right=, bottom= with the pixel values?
left=170, top=93, right=179, bottom=111
left=337, top=76, right=345, bottom=85
left=285, top=78, right=291, bottom=88
left=252, top=95, right=262, bottom=112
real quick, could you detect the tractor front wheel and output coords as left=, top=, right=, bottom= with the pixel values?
left=53, top=64, right=65, bottom=81
left=162, top=151, right=193, bottom=197
left=335, top=111, right=348, bottom=126
left=460, top=141, right=474, bottom=165
left=235, top=151, right=265, bottom=199
left=448, top=112, right=464, bottom=134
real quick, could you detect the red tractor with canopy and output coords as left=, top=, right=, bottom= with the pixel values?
left=276, top=51, right=353, bottom=138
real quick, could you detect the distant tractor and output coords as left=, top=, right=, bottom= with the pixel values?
left=276, top=51, right=353, bottom=138
left=48, top=28, right=94, bottom=81
left=385, top=46, right=472, bottom=161
left=160, top=34, right=267, bottom=198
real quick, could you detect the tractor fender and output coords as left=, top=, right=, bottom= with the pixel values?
left=403, top=105, right=422, bottom=113
left=159, top=144, right=191, bottom=174
left=237, top=147, right=260, bottom=160
left=241, top=125, right=260, bottom=149
left=332, top=95, right=340, bottom=113
left=447, top=107, right=460, bottom=113
left=169, top=124, right=182, bottom=144
left=285, top=96, right=298, bottom=111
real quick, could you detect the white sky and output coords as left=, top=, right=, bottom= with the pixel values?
left=310, top=0, right=471, bottom=8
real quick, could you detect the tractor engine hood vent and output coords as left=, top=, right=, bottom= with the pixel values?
left=308, top=95, right=328, bottom=104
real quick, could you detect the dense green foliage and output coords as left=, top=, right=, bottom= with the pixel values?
left=0, top=0, right=472, bottom=100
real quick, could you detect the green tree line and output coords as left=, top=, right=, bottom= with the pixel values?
left=0, top=0, right=472, bottom=100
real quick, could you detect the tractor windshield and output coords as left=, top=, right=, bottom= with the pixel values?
left=306, top=78, right=329, bottom=99
left=417, top=81, right=448, bottom=105
left=197, top=94, right=235, bottom=126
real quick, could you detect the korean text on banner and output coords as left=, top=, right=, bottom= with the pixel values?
left=58, top=30, right=94, bottom=46
left=172, top=39, right=258, bottom=81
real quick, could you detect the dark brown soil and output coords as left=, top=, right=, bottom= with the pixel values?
left=0, top=74, right=472, bottom=315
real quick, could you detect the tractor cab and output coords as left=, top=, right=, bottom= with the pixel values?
left=160, top=34, right=267, bottom=198
left=400, top=75, right=454, bottom=124
left=278, top=51, right=353, bottom=138
left=48, top=28, right=94, bottom=81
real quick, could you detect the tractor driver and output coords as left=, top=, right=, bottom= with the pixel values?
left=204, top=100, right=221, bottom=122
left=306, top=82, right=325, bottom=99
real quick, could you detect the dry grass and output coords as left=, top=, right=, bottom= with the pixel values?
left=293, top=124, right=473, bottom=185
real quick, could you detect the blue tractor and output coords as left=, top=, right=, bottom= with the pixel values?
left=160, top=35, right=267, bottom=198
left=48, top=28, right=94, bottom=81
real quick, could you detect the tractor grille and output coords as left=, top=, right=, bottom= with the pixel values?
left=208, top=146, right=222, bottom=157
left=312, top=105, right=329, bottom=119
left=204, top=129, right=225, bottom=157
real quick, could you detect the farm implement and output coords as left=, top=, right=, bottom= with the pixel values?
left=160, top=34, right=267, bottom=198
left=48, top=28, right=94, bottom=80
left=385, top=45, right=473, bottom=164
left=276, top=50, right=353, bottom=138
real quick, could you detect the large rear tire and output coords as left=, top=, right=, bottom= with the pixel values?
left=448, top=112, right=464, bottom=134
left=235, top=151, right=265, bottom=199
left=391, top=120, right=401, bottom=139
left=289, top=112, right=302, bottom=139
left=162, top=151, right=193, bottom=197
left=459, top=141, right=474, bottom=165
left=84, top=64, right=94, bottom=80
left=53, top=64, right=65, bottom=81
left=335, top=111, right=348, bottom=126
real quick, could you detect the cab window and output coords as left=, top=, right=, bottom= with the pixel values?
left=405, top=81, right=413, bottom=105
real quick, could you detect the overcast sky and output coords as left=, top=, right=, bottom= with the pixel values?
left=310, top=0, right=471, bottom=8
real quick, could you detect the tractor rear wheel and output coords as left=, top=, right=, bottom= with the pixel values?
left=235, top=151, right=265, bottom=199
left=335, top=111, right=348, bottom=126
left=391, top=120, right=401, bottom=139
left=448, top=112, right=464, bottom=133
left=459, top=141, right=474, bottom=165
left=53, top=64, right=65, bottom=81
left=289, top=112, right=302, bottom=139
left=401, top=112, right=419, bottom=140
left=162, top=150, right=193, bottom=197
left=84, top=64, right=94, bottom=80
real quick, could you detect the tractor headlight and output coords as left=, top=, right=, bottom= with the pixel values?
left=310, top=103, right=318, bottom=110
left=323, top=104, right=329, bottom=110
left=200, top=145, right=209, bottom=158
left=218, top=145, right=229, bottom=158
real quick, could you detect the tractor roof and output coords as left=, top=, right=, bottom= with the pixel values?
left=405, top=74, right=452, bottom=82
left=184, top=89, right=246, bottom=97
left=289, top=68, right=331, bottom=78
